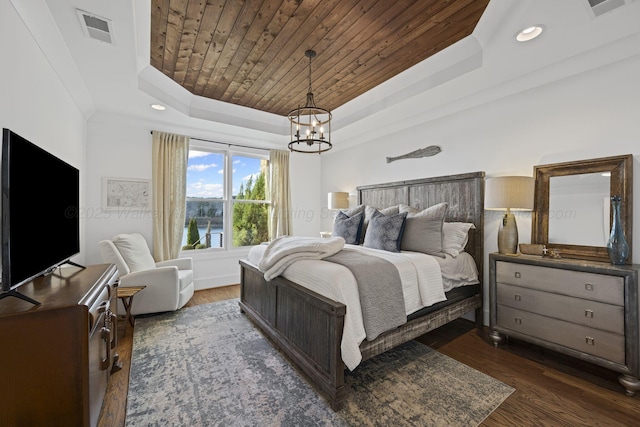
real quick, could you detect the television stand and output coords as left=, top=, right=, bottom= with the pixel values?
left=0, top=264, right=119, bottom=426
left=0, top=289, right=40, bottom=305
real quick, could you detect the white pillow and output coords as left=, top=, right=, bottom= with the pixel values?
left=442, top=222, right=476, bottom=257
left=112, top=233, right=157, bottom=272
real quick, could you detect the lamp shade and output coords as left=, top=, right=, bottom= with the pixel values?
left=328, top=192, right=349, bottom=210
left=485, top=176, right=534, bottom=211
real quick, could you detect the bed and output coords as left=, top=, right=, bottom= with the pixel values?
left=239, top=171, right=485, bottom=410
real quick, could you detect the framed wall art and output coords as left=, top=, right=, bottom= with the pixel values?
left=102, top=177, right=151, bottom=210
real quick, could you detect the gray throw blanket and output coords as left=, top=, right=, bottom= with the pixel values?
left=324, top=248, right=406, bottom=341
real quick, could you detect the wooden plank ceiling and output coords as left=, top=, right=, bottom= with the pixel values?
left=151, top=0, right=489, bottom=117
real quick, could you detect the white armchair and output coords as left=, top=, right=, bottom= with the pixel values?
left=99, top=233, right=194, bottom=315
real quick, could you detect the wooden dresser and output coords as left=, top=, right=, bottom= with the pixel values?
left=0, top=264, right=118, bottom=427
left=489, top=253, right=640, bottom=396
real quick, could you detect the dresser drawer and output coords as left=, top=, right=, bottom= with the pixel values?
left=496, top=261, right=624, bottom=305
left=496, top=283, right=624, bottom=334
left=497, top=305, right=625, bottom=364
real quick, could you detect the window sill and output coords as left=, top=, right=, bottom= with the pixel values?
left=179, top=246, right=253, bottom=260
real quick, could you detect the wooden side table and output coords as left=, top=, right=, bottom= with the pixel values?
left=116, top=285, right=146, bottom=329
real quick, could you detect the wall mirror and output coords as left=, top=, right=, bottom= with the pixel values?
left=532, top=154, right=633, bottom=263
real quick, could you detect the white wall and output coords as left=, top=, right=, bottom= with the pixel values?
left=0, top=1, right=87, bottom=264
left=6, top=0, right=640, bottom=307
left=321, top=53, right=640, bottom=324
left=83, top=112, right=322, bottom=289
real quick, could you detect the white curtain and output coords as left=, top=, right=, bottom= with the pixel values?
left=151, top=130, right=189, bottom=261
left=269, top=149, right=292, bottom=239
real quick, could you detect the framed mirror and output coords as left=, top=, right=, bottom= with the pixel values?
left=532, top=154, right=633, bottom=263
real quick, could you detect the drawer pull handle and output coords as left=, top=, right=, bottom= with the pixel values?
left=515, top=317, right=522, bottom=324
left=514, top=294, right=521, bottom=301
left=515, top=272, right=521, bottom=279
left=585, top=309, right=594, bottom=318
left=585, top=283, right=594, bottom=291
left=586, top=336, right=595, bottom=346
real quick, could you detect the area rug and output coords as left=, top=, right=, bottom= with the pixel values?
left=127, top=299, right=514, bottom=426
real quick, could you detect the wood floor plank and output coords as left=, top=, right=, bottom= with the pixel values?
left=99, top=284, right=640, bottom=426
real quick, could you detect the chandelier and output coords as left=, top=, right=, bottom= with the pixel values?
left=287, top=50, right=332, bottom=153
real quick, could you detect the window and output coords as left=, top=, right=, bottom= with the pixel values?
left=231, top=155, right=269, bottom=247
left=183, top=147, right=269, bottom=251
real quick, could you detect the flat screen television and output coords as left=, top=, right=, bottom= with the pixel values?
left=1, top=128, right=80, bottom=304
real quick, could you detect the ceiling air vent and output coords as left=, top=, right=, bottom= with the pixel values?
left=76, top=9, right=113, bottom=44
left=585, top=0, right=634, bottom=17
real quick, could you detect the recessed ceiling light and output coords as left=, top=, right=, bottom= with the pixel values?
left=150, top=104, right=166, bottom=111
left=516, top=26, right=543, bottom=42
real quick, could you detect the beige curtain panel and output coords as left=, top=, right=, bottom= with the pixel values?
left=151, top=130, right=189, bottom=260
left=269, top=149, right=292, bottom=240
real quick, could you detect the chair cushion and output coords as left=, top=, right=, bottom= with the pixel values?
left=111, top=233, right=157, bottom=272
left=99, top=240, right=131, bottom=276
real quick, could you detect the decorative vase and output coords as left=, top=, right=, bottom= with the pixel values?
left=607, top=195, right=629, bottom=265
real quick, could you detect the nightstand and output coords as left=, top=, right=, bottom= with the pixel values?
left=489, top=252, right=640, bottom=396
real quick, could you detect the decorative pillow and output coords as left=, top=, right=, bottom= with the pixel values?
left=442, top=222, right=476, bottom=257
left=361, top=205, right=400, bottom=243
left=332, top=211, right=364, bottom=245
left=339, top=204, right=365, bottom=218
left=111, top=233, right=156, bottom=272
left=363, top=210, right=408, bottom=252
left=398, top=202, right=448, bottom=256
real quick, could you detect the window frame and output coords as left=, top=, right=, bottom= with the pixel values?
left=182, top=143, right=269, bottom=254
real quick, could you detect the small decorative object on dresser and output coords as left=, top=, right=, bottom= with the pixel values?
left=607, top=195, right=630, bottom=265
left=518, top=243, right=545, bottom=256
left=489, top=252, right=640, bottom=396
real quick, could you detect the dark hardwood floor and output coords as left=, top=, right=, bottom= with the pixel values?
left=99, top=285, right=640, bottom=426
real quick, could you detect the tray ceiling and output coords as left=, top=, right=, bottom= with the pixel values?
left=150, top=0, right=490, bottom=117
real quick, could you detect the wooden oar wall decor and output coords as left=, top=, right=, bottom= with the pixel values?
left=386, top=145, right=441, bottom=163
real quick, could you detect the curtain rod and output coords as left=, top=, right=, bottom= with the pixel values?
left=150, top=131, right=271, bottom=152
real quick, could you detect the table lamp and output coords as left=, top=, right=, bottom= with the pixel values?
left=485, top=176, right=534, bottom=254
left=328, top=192, right=349, bottom=210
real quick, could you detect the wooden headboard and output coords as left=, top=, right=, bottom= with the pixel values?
left=356, top=171, right=485, bottom=282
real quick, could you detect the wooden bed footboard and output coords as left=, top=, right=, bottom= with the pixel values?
left=239, top=260, right=347, bottom=410
left=239, top=260, right=482, bottom=410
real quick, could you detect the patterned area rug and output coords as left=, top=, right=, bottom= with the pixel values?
left=127, top=299, right=514, bottom=426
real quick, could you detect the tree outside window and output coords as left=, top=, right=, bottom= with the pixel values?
left=232, top=156, right=269, bottom=247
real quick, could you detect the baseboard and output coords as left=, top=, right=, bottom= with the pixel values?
left=194, top=274, right=239, bottom=290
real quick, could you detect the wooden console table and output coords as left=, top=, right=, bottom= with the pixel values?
left=0, top=264, right=119, bottom=427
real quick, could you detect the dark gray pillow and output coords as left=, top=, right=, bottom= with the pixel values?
left=361, top=205, right=400, bottom=244
left=363, top=210, right=408, bottom=252
left=333, top=211, right=364, bottom=245
left=340, top=204, right=365, bottom=218
left=399, top=202, right=448, bottom=256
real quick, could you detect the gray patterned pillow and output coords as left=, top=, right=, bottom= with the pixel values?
left=363, top=210, right=408, bottom=252
left=333, top=211, right=364, bottom=245
left=361, top=205, right=400, bottom=244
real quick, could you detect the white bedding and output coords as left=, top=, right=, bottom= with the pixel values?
left=246, top=243, right=478, bottom=370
